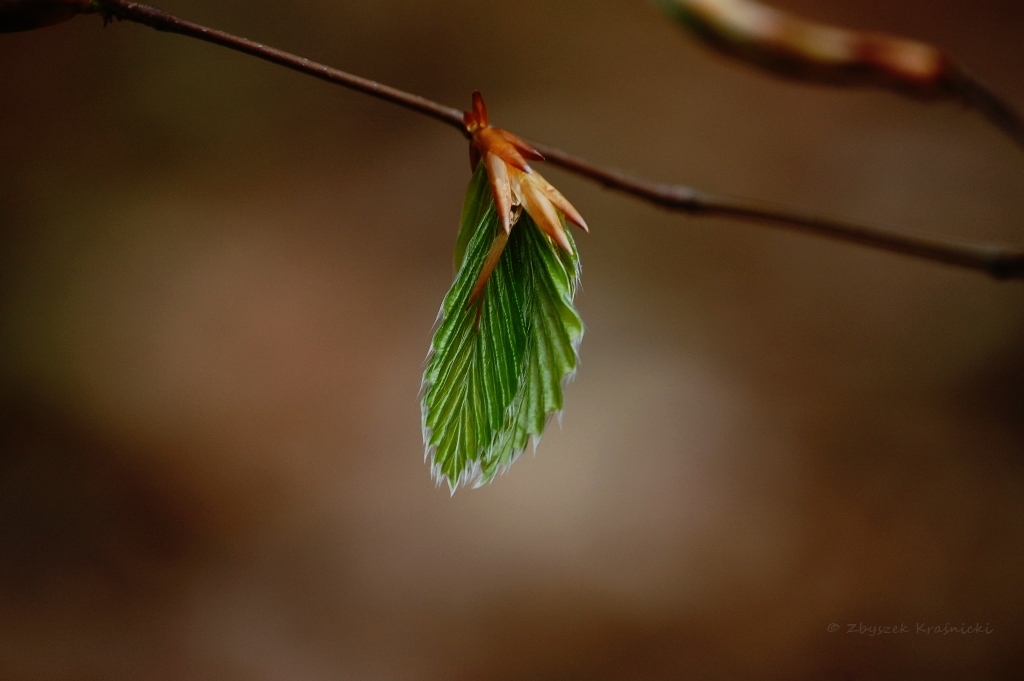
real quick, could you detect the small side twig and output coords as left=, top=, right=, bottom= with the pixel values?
left=950, top=70, right=1024, bottom=154
left=90, top=0, right=1024, bottom=281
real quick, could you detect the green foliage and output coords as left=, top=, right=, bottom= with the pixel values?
left=423, top=165, right=583, bottom=491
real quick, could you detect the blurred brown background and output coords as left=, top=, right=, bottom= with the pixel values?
left=1, top=1, right=1022, bottom=679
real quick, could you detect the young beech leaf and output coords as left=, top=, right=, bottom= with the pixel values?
left=422, top=164, right=582, bottom=491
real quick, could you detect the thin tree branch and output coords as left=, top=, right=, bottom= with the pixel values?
left=950, top=69, right=1024, bottom=154
left=91, top=0, right=468, bottom=132
left=531, top=143, right=1024, bottom=279
left=91, top=0, right=1024, bottom=281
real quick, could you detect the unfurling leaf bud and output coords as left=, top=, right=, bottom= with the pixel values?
left=0, top=0, right=93, bottom=33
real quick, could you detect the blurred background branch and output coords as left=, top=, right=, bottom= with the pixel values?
left=658, top=0, right=1024, bottom=154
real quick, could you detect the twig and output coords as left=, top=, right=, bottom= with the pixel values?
left=91, top=0, right=1024, bottom=281
left=950, top=70, right=1024, bottom=154
left=91, top=0, right=467, bottom=131
left=531, top=143, right=1024, bottom=279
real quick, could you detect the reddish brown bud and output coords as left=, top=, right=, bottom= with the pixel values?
left=0, top=0, right=92, bottom=32
left=463, top=90, right=588, bottom=280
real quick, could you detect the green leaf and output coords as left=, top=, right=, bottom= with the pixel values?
left=453, top=159, right=492, bottom=271
left=422, top=164, right=583, bottom=491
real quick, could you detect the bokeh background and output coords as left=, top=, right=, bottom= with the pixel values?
left=1, top=1, right=1022, bottom=679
